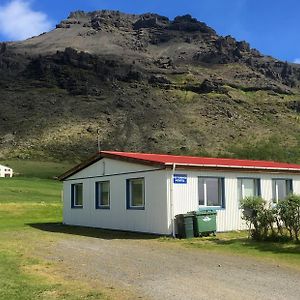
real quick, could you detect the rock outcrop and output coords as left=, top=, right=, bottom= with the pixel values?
left=1, top=10, right=300, bottom=161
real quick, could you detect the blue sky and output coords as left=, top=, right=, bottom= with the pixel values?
left=0, top=0, right=299, bottom=63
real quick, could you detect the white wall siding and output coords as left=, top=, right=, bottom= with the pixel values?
left=216, top=174, right=246, bottom=232
left=170, top=172, right=247, bottom=232
left=171, top=170, right=300, bottom=232
left=68, top=158, right=158, bottom=180
left=63, top=156, right=300, bottom=234
left=173, top=175, right=198, bottom=216
left=63, top=166, right=169, bottom=234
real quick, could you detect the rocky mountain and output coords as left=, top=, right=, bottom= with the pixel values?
left=1, top=10, right=300, bottom=162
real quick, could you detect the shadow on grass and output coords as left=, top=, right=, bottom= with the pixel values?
left=28, top=222, right=159, bottom=240
left=205, top=237, right=300, bottom=256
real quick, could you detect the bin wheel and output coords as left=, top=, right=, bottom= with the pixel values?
left=213, top=231, right=216, bottom=236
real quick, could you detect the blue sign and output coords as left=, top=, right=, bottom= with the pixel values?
left=173, top=174, right=187, bottom=184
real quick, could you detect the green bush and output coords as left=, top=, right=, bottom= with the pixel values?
left=241, top=195, right=300, bottom=242
left=240, top=196, right=274, bottom=240
left=277, top=195, right=300, bottom=241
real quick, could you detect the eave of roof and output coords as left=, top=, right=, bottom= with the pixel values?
left=58, top=152, right=165, bottom=181
left=0, top=164, right=11, bottom=169
left=58, top=153, right=102, bottom=181
left=58, top=150, right=300, bottom=181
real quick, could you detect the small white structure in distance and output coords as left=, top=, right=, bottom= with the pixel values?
left=59, top=151, right=300, bottom=236
left=0, top=164, right=13, bottom=178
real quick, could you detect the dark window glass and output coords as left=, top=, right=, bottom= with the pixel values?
left=198, top=178, right=205, bottom=206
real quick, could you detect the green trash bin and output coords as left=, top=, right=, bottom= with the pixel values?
left=175, top=213, right=194, bottom=239
left=192, top=210, right=217, bottom=237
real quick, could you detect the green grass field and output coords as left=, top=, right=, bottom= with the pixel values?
left=0, top=160, right=300, bottom=299
left=0, top=160, right=73, bottom=179
left=0, top=161, right=108, bottom=300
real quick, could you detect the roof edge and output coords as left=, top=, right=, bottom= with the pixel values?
left=59, top=151, right=300, bottom=181
left=166, top=164, right=300, bottom=174
left=59, top=151, right=165, bottom=181
left=0, top=164, right=12, bottom=169
left=58, top=153, right=102, bottom=181
left=164, top=162, right=300, bottom=172
left=100, top=151, right=166, bottom=167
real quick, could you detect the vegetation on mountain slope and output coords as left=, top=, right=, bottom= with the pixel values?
left=1, top=11, right=300, bottom=162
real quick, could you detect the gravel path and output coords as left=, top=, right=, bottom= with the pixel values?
left=43, top=236, right=300, bottom=300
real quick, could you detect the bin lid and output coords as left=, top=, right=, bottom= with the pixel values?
left=183, top=213, right=194, bottom=217
left=175, top=213, right=194, bottom=218
left=192, top=210, right=217, bottom=215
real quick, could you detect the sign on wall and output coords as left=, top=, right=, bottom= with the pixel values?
left=173, top=174, right=187, bottom=184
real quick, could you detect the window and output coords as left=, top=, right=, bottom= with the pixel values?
left=95, top=181, right=110, bottom=209
left=272, top=179, right=293, bottom=203
left=238, top=178, right=260, bottom=200
left=127, top=178, right=145, bottom=209
left=198, top=177, right=225, bottom=208
left=71, top=183, right=83, bottom=208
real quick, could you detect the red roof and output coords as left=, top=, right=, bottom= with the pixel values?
left=59, top=151, right=300, bottom=180
left=101, top=151, right=300, bottom=171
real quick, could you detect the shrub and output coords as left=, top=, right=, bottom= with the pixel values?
left=241, top=194, right=300, bottom=242
left=277, top=195, right=300, bottom=241
left=240, top=196, right=274, bottom=240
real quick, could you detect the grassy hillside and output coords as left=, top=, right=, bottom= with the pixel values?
left=2, top=11, right=300, bottom=163
left=0, top=160, right=73, bottom=179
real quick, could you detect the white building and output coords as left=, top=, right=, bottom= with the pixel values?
left=0, top=164, right=13, bottom=178
left=59, top=151, right=300, bottom=235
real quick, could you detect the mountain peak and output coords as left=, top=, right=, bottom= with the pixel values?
left=61, top=10, right=216, bottom=34
left=1, top=10, right=300, bottom=161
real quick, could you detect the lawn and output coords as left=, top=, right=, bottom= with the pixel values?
left=0, top=160, right=300, bottom=299
left=0, top=161, right=108, bottom=300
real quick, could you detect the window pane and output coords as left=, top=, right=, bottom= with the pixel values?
left=100, top=182, right=110, bottom=206
left=75, top=184, right=83, bottom=206
left=130, top=179, right=144, bottom=207
left=198, top=178, right=205, bottom=205
left=243, top=179, right=255, bottom=198
left=286, top=180, right=293, bottom=195
left=237, top=179, right=242, bottom=200
left=272, top=180, right=276, bottom=203
left=273, top=179, right=292, bottom=202
left=97, top=181, right=110, bottom=207
left=276, top=180, right=287, bottom=201
left=206, top=178, right=221, bottom=206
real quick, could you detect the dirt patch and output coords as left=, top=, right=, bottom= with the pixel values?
left=36, top=235, right=300, bottom=300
